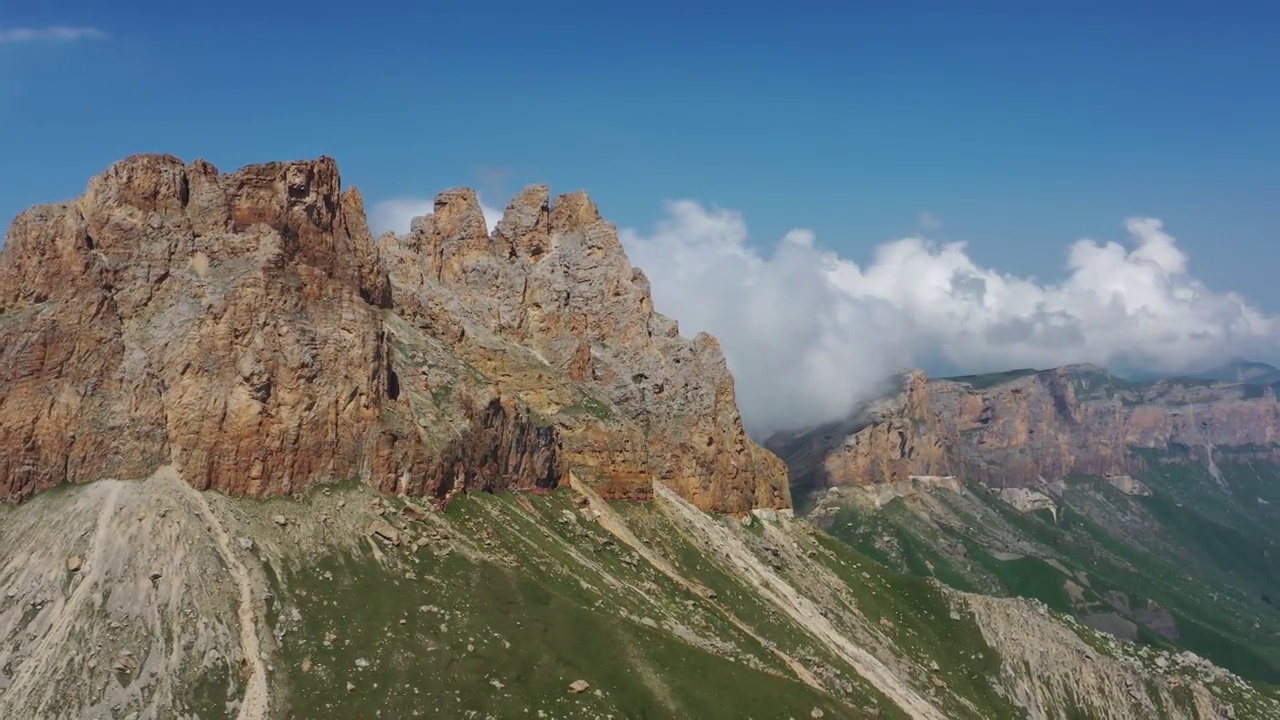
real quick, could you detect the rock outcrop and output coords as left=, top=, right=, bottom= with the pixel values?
left=0, top=154, right=788, bottom=513
left=1105, top=474, right=1152, bottom=496
left=0, top=154, right=402, bottom=501
left=996, top=487, right=1059, bottom=520
left=378, top=185, right=789, bottom=513
left=768, top=365, right=1280, bottom=499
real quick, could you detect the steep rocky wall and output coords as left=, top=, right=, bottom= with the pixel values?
left=379, top=184, right=789, bottom=513
left=0, top=154, right=787, bottom=513
left=0, top=155, right=555, bottom=503
left=770, top=366, right=1280, bottom=495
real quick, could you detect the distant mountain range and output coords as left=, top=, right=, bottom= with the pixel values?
left=1120, top=358, right=1280, bottom=385
left=768, top=360, right=1280, bottom=693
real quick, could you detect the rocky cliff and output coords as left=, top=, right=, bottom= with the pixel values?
left=768, top=364, right=1280, bottom=501
left=378, top=184, right=787, bottom=512
left=0, top=154, right=788, bottom=513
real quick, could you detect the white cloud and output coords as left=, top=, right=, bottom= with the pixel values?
left=0, top=26, right=107, bottom=43
left=620, top=203, right=1280, bottom=436
left=369, top=197, right=501, bottom=237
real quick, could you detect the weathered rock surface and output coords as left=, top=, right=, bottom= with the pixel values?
left=379, top=184, right=789, bottom=513
left=997, top=487, right=1059, bottom=520
left=0, top=154, right=787, bottom=513
left=768, top=365, right=1280, bottom=499
left=0, top=154, right=397, bottom=501
left=1105, top=474, right=1152, bottom=496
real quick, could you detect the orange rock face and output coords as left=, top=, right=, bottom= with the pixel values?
left=379, top=183, right=790, bottom=513
left=769, top=366, right=1280, bottom=499
left=0, top=154, right=788, bottom=513
left=2, top=155, right=380, bottom=500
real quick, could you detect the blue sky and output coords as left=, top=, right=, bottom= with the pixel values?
left=3, top=2, right=1280, bottom=429
left=3, top=2, right=1277, bottom=294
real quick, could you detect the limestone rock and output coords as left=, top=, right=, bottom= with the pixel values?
left=113, top=652, right=139, bottom=673
left=1105, top=474, right=1152, bottom=496
left=0, top=155, right=559, bottom=504
left=400, top=503, right=429, bottom=521
left=0, top=154, right=788, bottom=515
left=770, top=365, right=1280, bottom=497
left=380, top=185, right=790, bottom=513
left=0, top=155, right=391, bottom=501
left=369, top=519, right=401, bottom=546
left=998, top=488, right=1058, bottom=520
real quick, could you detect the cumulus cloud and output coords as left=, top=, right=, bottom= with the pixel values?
left=369, top=197, right=501, bottom=236
left=619, top=203, right=1280, bottom=436
left=0, top=26, right=107, bottom=43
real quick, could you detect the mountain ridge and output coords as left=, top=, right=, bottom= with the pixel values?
left=770, top=360, right=1280, bottom=691
left=768, top=362, right=1280, bottom=508
left=0, top=153, right=788, bottom=513
left=2, top=154, right=1278, bottom=719
left=1117, top=359, right=1280, bottom=386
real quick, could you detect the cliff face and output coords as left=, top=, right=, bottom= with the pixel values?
left=768, top=365, right=1280, bottom=498
left=0, top=154, right=788, bottom=512
left=0, top=155, right=396, bottom=501
left=378, top=184, right=788, bottom=513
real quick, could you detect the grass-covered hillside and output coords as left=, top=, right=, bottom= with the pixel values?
left=2, top=467, right=1276, bottom=719
left=809, top=447, right=1280, bottom=694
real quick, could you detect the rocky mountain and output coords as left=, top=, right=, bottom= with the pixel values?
left=770, top=364, right=1280, bottom=505
left=2, top=156, right=1278, bottom=719
left=0, top=153, right=786, bottom=513
left=770, top=364, right=1280, bottom=692
left=1122, top=359, right=1280, bottom=386
left=1191, top=359, right=1280, bottom=385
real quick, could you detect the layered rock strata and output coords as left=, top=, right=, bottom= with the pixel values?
left=0, top=154, right=789, bottom=513
left=768, top=366, right=1280, bottom=498
left=378, top=184, right=788, bottom=513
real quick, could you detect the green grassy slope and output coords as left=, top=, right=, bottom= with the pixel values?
left=265, top=490, right=860, bottom=719
left=6, top=473, right=1276, bottom=719
left=812, top=452, right=1280, bottom=688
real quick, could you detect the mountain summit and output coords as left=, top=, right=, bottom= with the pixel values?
left=0, top=154, right=788, bottom=513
